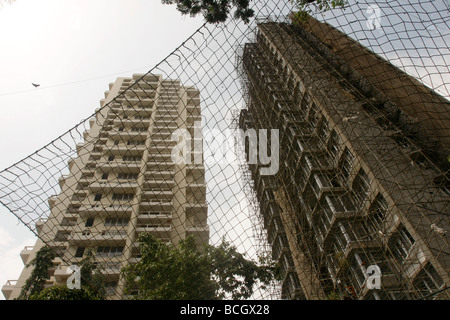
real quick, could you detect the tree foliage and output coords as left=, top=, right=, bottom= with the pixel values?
left=161, top=0, right=255, bottom=24
left=19, top=246, right=106, bottom=300
left=17, top=245, right=56, bottom=300
left=28, top=285, right=103, bottom=300
left=77, top=248, right=107, bottom=298
left=122, top=233, right=279, bottom=300
left=161, top=0, right=347, bottom=24
left=293, top=0, right=347, bottom=21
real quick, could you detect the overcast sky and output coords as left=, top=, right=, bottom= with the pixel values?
left=0, top=0, right=448, bottom=299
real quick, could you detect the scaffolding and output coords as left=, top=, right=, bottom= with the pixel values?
left=236, top=18, right=450, bottom=300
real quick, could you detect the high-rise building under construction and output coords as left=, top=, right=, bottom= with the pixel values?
left=238, top=17, right=449, bottom=300
left=2, top=74, right=209, bottom=300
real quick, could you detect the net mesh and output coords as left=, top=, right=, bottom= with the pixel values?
left=0, top=0, right=449, bottom=300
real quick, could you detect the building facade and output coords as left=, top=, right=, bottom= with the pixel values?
left=238, top=18, right=449, bottom=300
left=2, top=74, right=209, bottom=299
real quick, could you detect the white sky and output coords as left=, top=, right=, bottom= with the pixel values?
left=0, top=0, right=205, bottom=299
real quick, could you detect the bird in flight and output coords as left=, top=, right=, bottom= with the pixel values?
left=32, top=83, right=40, bottom=87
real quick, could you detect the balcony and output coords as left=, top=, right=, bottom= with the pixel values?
left=186, top=225, right=209, bottom=244
left=68, top=230, right=127, bottom=245
left=186, top=182, right=207, bottom=194
left=97, top=160, right=141, bottom=171
left=48, top=195, right=57, bottom=209
left=109, top=130, right=147, bottom=140
left=97, top=262, right=122, bottom=276
left=58, top=175, right=68, bottom=189
left=35, top=218, right=47, bottom=235
left=112, top=117, right=151, bottom=127
left=152, top=126, right=177, bottom=136
left=150, top=134, right=172, bottom=142
left=79, top=173, right=95, bottom=184
left=122, top=97, right=155, bottom=109
left=148, top=145, right=173, bottom=155
left=146, top=153, right=173, bottom=163
left=138, top=212, right=172, bottom=225
left=155, top=112, right=178, bottom=120
left=88, top=181, right=139, bottom=192
left=140, top=200, right=173, bottom=212
left=110, top=143, right=146, bottom=155
left=78, top=204, right=132, bottom=218
left=186, top=105, right=201, bottom=117
left=144, top=179, right=174, bottom=190
left=2, top=280, right=17, bottom=300
left=184, top=201, right=207, bottom=211
left=20, top=246, right=34, bottom=264
left=136, top=225, right=171, bottom=238
left=316, top=211, right=356, bottom=246
left=54, top=265, right=71, bottom=282
left=141, top=190, right=173, bottom=202
left=267, top=217, right=285, bottom=245
left=70, top=195, right=87, bottom=204
left=144, top=170, right=173, bottom=180
left=147, top=160, right=174, bottom=169
left=309, top=173, right=345, bottom=202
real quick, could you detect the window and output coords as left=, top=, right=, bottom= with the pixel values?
left=391, top=225, right=415, bottom=261
left=367, top=194, right=389, bottom=232
left=135, top=115, right=151, bottom=120
left=325, top=194, right=356, bottom=213
left=334, top=220, right=373, bottom=249
left=75, top=247, right=85, bottom=258
left=85, top=218, right=94, bottom=227
left=108, top=155, right=115, bottom=162
left=311, top=173, right=341, bottom=193
left=104, top=217, right=129, bottom=227
left=339, top=148, right=354, bottom=180
left=105, top=281, right=118, bottom=296
left=318, top=116, right=329, bottom=142
left=94, top=194, right=102, bottom=201
left=433, top=174, right=450, bottom=196
left=282, top=273, right=301, bottom=300
left=352, top=169, right=370, bottom=205
left=67, top=205, right=80, bottom=214
left=127, top=140, right=145, bottom=146
left=141, top=211, right=161, bottom=216
left=280, top=253, right=295, bottom=275
left=315, top=205, right=334, bottom=236
left=101, top=173, right=109, bottom=180
left=264, top=190, right=275, bottom=202
left=112, top=193, right=134, bottom=201
left=348, top=250, right=394, bottom=289
left=117, top=172, right=139, bottom=180
left=293, top=81, right=303, bottom=102
left=413, top=263, right=444, bottom=295
left=122, top=155, right=141, bottom=162
left=96, top=246, right=124, bottom=257
left=328, top=130, right=341, bottom=159
left=309, top=103, right=321, bottom=128
left=130, top=127, right=147, bottom=132
left=300, top=92, right=311, bottom=110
